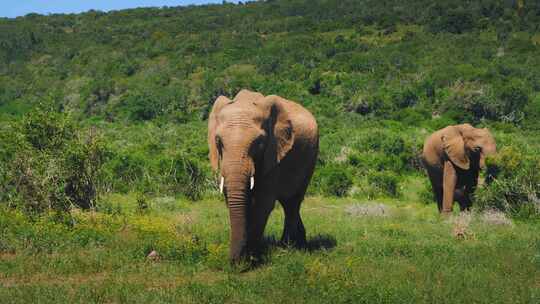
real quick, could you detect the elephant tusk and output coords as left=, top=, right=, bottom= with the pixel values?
left=250, top=176, right=255, bottom=190
left=219, top=176, right=224, bottom=193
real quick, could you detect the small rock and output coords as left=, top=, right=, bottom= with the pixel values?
left=147, top=250, right=160, bottom=261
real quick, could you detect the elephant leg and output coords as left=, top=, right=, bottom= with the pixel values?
left=431, top=183, right=443, bottom=212
left=427, top=170, right=443, bottom=212
left=459, top=187, right=473, bottom=211
left=458, top=197, right=472, bottom=211
left=246, top=194, right=275, bottom=255
left=442, top=161, right=457, bottom=214
left=279, top=194, right=306, bottom=248
left=454, top=189, right=468, bottom=211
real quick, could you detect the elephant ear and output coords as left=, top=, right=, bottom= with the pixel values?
left=262, top=95, right=294, bottom=175
left=208, top=96, right=231, bottom=171
left=441, top=132, right=470, bottom=170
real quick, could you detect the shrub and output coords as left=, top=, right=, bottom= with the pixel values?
left=522, top=95, right=540, bottom=130
left=438, top=81, right=497, bottom=123
left=419, top=181, right=435, bottom=204
left=20, top=106, right=75, bottom=151
left=314, top=165, right=353, bottom=197
left=166, top=155, right=207, bottom=201
left=348, top=152, right=404, bottom=172
left=136, top=193, right=150, bottom=214
left=392, top=88, right=419, bottom=109
left=428, top=6, right=476, bottom=34
left=366, top=171, right=401, bottom=198
left=62, top=132, right=108, bottom=209
left=391, top=108, right=430, bottom=126
left=95, top=199, right=123, bottom=215
left=0, top=104, right=107, bottom=212
left=425, top=116, right=457, bottom=130
left=81, top=77, right=115, bottom=115
left=495, top=79, right=530, bottom=123
left=123, top=90, right=160, bottom=121
left=346, top=92, right=395, bottom=117
left=475, top=147, right=540, bottom=218
left=347, top=129, right=422, bottom=174
left=352, top=130, right=406, bottom=155
left=106, top=151, right=147, bottom=192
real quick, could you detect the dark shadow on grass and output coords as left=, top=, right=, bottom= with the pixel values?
left=303, top=234, right=338, bottom=252
left=242, top=234, right=337, bottom=270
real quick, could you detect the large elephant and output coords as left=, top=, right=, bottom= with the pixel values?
left=208, top=89, right=319, bottom=262
left=422, top=124, right=496, bottom=213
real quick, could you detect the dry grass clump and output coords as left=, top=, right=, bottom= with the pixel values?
left=481, top=209, right=513, bottom=226
left=449, top=212, right=474, bottom=240
left=345, top=202, right=391, bottom=217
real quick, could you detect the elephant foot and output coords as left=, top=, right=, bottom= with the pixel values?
left=280, top=227, right=306, bottom=248
left=440, top=210, right=453, bottom=218
left=280, top=237, right=305, bottom=248
left=229, top=250, right=248, bottom=264
left=246, top=239, right=264, bottom=256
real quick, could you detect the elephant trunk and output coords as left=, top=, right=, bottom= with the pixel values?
left=481, top=144, right=497, bottom=183
left=222, top=162, right=253, bottom=262
left=479, top=145, right=497, bottom=169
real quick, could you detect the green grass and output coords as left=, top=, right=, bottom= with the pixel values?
left=1, top=188, right=539, bottom=303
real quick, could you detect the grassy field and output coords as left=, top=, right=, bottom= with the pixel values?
left=1, top=178, right=539, bottom=304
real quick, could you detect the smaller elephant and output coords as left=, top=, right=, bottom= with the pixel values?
left=422, top=124, right=496, bottom=213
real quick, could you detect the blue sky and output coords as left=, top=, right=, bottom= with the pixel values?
left=0, top=1, right=241, bottom=18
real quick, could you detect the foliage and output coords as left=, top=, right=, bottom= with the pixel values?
left=0, top=0, right=538, bottom=127
left=475, top=146, right=540, bottom=218
left=0, top=104, right=107, bottom=212
left=366, top=171, right=401, bottom=198
left=0, top=0, right=539, bottom=208
left=312, top=164, right=353, bottom=197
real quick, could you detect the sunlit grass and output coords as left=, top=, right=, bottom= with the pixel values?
left=1, top=188, right=539, bottom=303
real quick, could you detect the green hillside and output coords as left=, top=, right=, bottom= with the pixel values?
left=0, top=1, right=539, bottom=302
left=1, top=1, right=540, bottom=125
left=1, top=0, right=539, bottom=211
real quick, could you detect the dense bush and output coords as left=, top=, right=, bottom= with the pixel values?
left=366, top=171, right=401, bottom=198
left=312, top=165, right=353, bottom=197
left=1, top=0, right=539, bottom=127
left=348, top=152, right=402, bottom=172
left=522, top=95, right=540, bottom=130
left=162, top=154, right=207, bottom=201
left=0, top=104, right=107, bottom=212
left=105, top=151, right=147, bottom=191
left=427, top=6, right=476, bottom=34
left=475, top=147, right=540, bottom=218
left=122, top=90, right=161, bottom=121
left=0, top=105, right=212, bottom=213
left=347, top=128, right=422, bottom=173
left=495, top=79, right=530, bottom=123
left=438, top=82, right=498, bottom=123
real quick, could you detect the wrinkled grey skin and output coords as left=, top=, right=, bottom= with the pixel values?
left=422, top=124, right=497, bottom=213
left=208, top=90, right=319, bottom=262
